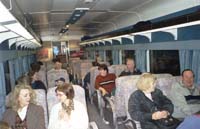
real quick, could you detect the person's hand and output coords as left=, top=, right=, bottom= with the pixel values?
left=152, top=111, right=169, bottom=120
left=98, top=87, right=107, bottom=96
left=152, top=111, right=162, bottom=120
left=160, top=110, right=169, bottom=118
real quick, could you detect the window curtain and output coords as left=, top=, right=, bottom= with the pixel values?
left=88, top=51, right=95, bottom=60
left=22, top=56, right=29, bottom=74
left=179, top=50, right=200, bottom=84
left=18, top=57, right=24, bottom=74
left=135, top=50, right=146, bottom=72
left=0, top=62, right=6, bottom=119
left=191, top=50, right=200, bottom=84
left=98, top=50, right=104, bottom=62
left=179, top=50, right=193, bottom=71
left=8, top=60, right=15, bottom=89
left=14, top=58, right=20, bottom=79
left=112, top=50, right=119, bottom=65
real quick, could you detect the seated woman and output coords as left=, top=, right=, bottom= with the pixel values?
left=2, top=84, right=45, bottom=129
left=48, top=83, right=88, bottom=129
left=128, top=73, right=178, bottom=129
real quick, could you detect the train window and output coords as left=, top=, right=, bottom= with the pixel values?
left=150, top=50, right=180, bottom=76
left=105, top=50, right=113, bottom=65
left=3, top=61, right=11, bottom=94
left=122, top=50, right=135, bottom=64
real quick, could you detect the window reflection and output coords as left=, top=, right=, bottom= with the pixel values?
left=150, top=50, right=180, bottom=76
left=122, top=50, right=135, bottom=64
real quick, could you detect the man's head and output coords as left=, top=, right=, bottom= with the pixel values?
left=181, top=69, right=195, bottom=88
left=98, top=64, right=108, bottom=77
left=126, top=58, right=135, bottom=71
left=55, top=77, right=65, bottom=86
left=52, top=58, right=62, bottom=70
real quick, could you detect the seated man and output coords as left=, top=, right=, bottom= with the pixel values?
left=47, top=58, right=69, bottom=87
left=170, top=69, right=200, bottom=118
left=95, top=64, right=116, bottom=97
left=119, top=58, right=141, bottom=77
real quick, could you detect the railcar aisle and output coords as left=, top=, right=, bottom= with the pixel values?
left=87, top=102, right=127, bottom=129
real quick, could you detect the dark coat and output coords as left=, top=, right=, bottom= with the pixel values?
left=31, top=80, right=47, bottom=92
left=2, top=103, right=46, bottom=129
left=119, top=69, right=141, bottom=77
left=128, top=88, right=174, bottom=129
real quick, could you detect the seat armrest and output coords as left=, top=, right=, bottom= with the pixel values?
left=89, top=121, right=98, bottom=129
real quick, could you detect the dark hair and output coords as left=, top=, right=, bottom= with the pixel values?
left=55, top=77, right=65, bottom=83
left=181, top=69, right=195, bottom=77
left=15, top=75, right=30, bottom=85
left=52, top=58, right=61, bottom=63
left=92, top=61, right=100, bottom=66
left=30, top=62, right=41, bottom=72
left=55, top=83, right=74, bottom=115
left=98, top=64, right=108, bottom=73
left=55, top=83, right=74, bottom=100
left=37, top=61, right=43, bottom=66
left=28, top=70, right=37, bottom=83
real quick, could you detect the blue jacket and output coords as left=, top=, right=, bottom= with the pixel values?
left=177, top=115, right=200, bottom=129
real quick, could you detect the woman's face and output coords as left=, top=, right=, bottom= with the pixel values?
left=146, top=81, right=156, bottom=93
left=18, top=89, right=31, bottom=108
left=56, top=91, right=67, bottom=102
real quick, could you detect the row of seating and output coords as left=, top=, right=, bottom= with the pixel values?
left=6, top=85, right=97, bottom=129
left=87, top=64, right=127, bottom=104
left=108, top=74, right=181, bottom=129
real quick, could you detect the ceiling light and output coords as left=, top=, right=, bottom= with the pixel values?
left=5, top=23, right=33, bottom=39
left=0, top=1, right=15, bottom=23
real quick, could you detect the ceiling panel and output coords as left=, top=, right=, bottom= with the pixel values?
left=92, top=0, right=121, bottom=10
left=6, top=0, right=197, bottom=42
left=52, top=0, right=79, bottom=11
left=92, top=12, right=122, bottom=22
left=15, top=0, right=50, bottom=12
left=31, top=14, right=49, bottom=25
left=111, top=0, right=147, bottom=11
left=50, top=13, right=71, bottom=22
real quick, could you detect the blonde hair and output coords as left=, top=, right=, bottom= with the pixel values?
left=16, top=75, right=30, bottom=85
left=136, top=73, right=156, bottom=91
left=8, top=84, right=36, bottom=111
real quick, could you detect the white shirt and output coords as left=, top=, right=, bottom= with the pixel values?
left=144, top=92, right=153, bottom=101
left=17, top=105, right=28, bottom=121
left=48, top=100, right=88, bottom=129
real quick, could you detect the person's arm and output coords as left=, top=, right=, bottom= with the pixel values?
left=2, top=109, right=15, bottom=127
left=36, top=106, right=46, bottom=129
left=48, top=105, right=58, bottom=129
left=70, top=101, right=89, bottom=129
left=170, top=83, right=192, bottom=115
left=157, top=89, right=174, bottom=115
left=95, top=76, right=100, bottom=90
left=128, top=92, right=153, bottom=122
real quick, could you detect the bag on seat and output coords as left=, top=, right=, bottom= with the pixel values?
left=154, top=115, right=181, bottom=129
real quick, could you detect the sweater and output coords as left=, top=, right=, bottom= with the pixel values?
left=95, top=73, right=116, bottom=94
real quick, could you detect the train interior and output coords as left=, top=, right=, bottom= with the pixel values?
left=1, top=0, right=200, bottom=129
